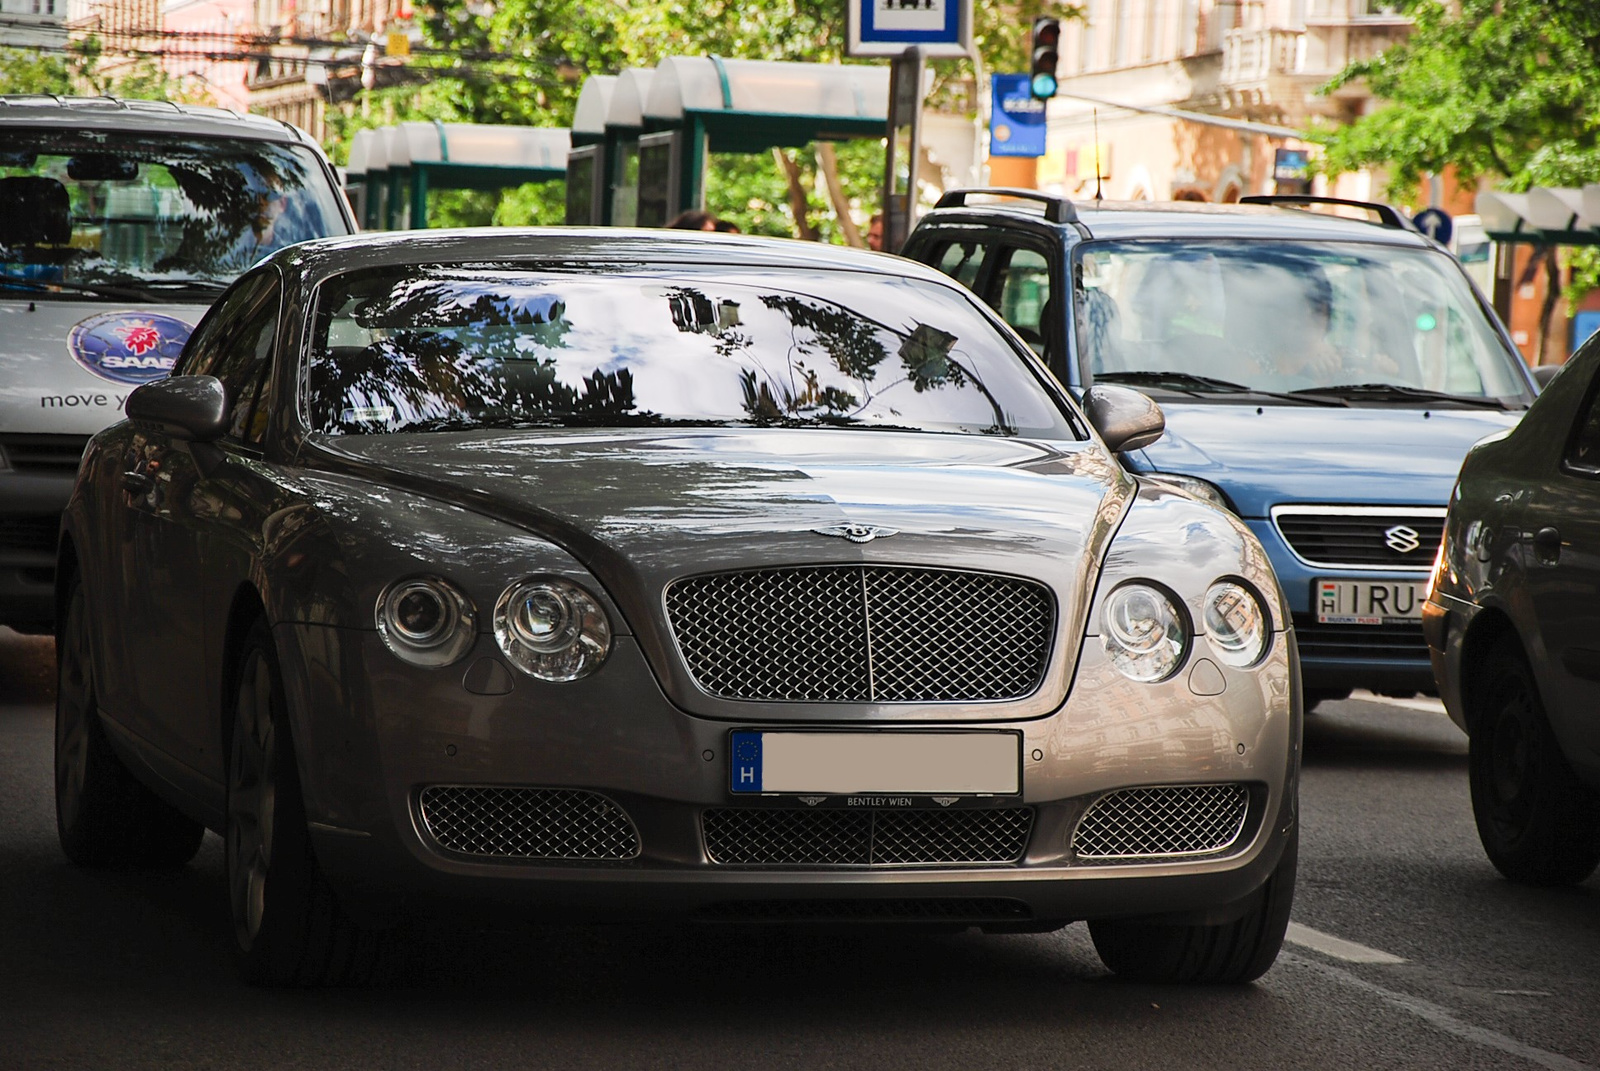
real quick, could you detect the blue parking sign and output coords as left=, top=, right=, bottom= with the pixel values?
left=990, top=74, right=1047, bottom=158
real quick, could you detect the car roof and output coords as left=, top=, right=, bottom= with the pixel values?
left=277, top=227, right=963, bottom=283
left=919, top=197, right=1437, bottom=249
left=0, top=95, right=315, bottom=146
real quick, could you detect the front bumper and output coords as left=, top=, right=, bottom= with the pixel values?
left=275, top=622, right=1301, bottom=928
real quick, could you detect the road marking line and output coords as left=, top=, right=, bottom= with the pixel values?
left=1285, top=922, right=1407, bottom=964
left=1283, top=952, right=1595, bottom=1071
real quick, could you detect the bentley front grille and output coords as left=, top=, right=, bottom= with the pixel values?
left=665, top=566, right=1054, bottom=703
left=1071, top=784, right=1250, bottom=862
left=417, top=786, right=640, bottom=860
left=702, top=806, right=1034, bottom=867
left=698, top=898, right=1032, bottom=922
left=1272, top=507, right=1445, bottom=569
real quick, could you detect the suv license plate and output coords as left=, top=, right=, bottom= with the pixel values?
left=1316, top=579, right=1428, bottom=626
left=729, top=731, right=1020, bottom=795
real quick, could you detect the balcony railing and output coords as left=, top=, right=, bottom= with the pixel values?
left=1221, top=28, right=1305, bottom=84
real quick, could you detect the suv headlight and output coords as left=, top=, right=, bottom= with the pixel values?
left=495, top=576, right=612, bottom=681
left=1101, top=583, right=1190, bottom=682
left=1203, top=581, right=1268, bottom=667
left=376, top=577, right=477, bottom=667
left=1145, top=472, right=1233, bottom=513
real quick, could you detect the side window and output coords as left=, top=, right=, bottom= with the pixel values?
left=1565, top=372, right=1600, bottom=474
left=932, top=239, right=988, bottom=290
left=988, top=246, right=1054, bottom=358
left=174, top=271, right=276, bottom=379
left=207, top=282, right=281, bottom=445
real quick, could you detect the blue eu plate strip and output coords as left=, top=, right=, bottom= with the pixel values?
left=730, top=731, right=762, bottom=793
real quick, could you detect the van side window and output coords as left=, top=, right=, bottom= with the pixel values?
left=988, top=246, right=1054, bottom=359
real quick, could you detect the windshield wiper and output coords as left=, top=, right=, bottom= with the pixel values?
left=1096, top=370, right=1348, bottom=407
left=1286, top=382, right=1518, bottom=410
left=0, top=276, right=162, bottom=302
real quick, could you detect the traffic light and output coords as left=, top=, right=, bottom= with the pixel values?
left=1030, top=16, right=1060, bottom=100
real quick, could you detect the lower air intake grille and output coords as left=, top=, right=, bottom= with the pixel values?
left=698, top=898, right=1031, bottom=922
left=0, top=516, right=59, bottom=556
left=418, top=786, right=640, bottom=860
left=1293, top=615, right=1427, bottom=662
left=0, top=434, right=89, bottom=476
left=1072, top=784, right=1250, bottom=861
left=703, top=807, right=1033, bottom=866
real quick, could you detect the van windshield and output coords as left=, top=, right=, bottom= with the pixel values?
left=1075, top=240, right=1532, bottom=408
left=0, top=130, right=349, bottom=299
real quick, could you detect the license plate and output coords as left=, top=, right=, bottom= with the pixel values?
left=1315, top=578, right=1429, bottom=626
left=729, top=731, right=1020, bottom=795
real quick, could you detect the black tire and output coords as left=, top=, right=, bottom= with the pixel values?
left=1088, top=824, right=1298, bottom=985
left=55, top=576, right=204, bottom=868
left=1468, top=639, right=1600, bottom=886
left=227, top=619, right=381, bottom=986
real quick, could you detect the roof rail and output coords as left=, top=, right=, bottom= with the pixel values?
left=1239, top=194, right=1415, bottom=232
left=935, top=187, right=1078, bottom=224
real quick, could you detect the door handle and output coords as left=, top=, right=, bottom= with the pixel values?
left=120, top=470, right=153, bottom=494
left=1533, top=526, right=1561, bottom=563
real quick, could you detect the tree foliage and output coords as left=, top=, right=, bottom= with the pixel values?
left=1315, top=0, right=1600, bottom=194
left=0, top=39, right=186, bottom=101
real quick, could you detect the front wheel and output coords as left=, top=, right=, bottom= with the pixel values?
left=227, top=619, right=381, bottom=985
left=1468, top=640, right=1600, bottom=886
left=1088, top=825, right=1298, bottom=985
left=55, top=575, right=203, bottom=868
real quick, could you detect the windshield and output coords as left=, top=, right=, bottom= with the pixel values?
left=0, top=129, right=349, bottom=297
left=1075, top=240, right=1530, bottom=404
left=304, top=265, right=1077, bottom=439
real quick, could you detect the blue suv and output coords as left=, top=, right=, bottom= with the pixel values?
left=903, top=190, right=1534, bottom=704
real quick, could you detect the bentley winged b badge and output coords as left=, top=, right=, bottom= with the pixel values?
left=812, top=523, right=899, bottom=544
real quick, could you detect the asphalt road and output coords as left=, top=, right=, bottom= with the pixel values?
left=2, top=625, right=1596, bottom=1070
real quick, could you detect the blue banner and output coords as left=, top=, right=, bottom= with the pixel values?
left=990, top=74, right=1047, bottom=158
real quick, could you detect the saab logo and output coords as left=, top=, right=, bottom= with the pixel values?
left=67, top=312, right=193, bottom=385
left=1384, top=524, right=1422, bottom=554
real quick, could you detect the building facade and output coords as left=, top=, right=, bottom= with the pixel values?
left=1, top=0, right=69, bottom=51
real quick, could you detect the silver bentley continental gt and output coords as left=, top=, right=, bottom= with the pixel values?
left=54, top=230, right=1301, bottom=985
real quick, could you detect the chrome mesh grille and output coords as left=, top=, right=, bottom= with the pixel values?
left=1274, top=510, right=1444, bottom=568
left=418, top=786, right=640, bottom=860
left=666, top=566, right=1054, bottom=703
left=698, top=898, right=1031, bottom=922
left=1072, top=785, right=1250, bottom=861
left=703, top=807, right=1033, bottom=866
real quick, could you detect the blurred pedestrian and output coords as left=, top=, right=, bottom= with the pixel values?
left=866, top=212, right=885, bottom=251
left=713, top=218, right=741, bottom=234
left=667, top=209, right=721, bottom=231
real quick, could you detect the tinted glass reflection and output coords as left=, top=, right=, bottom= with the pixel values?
left=304, top=266, right=1076, bottom=438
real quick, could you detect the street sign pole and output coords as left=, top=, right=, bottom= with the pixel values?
left=883, top=45, right=926, bottom=253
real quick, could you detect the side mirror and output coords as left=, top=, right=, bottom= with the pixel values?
left=125, top=375, right=228, bottom=443
left=1083, top=383, right=1165, bottom=453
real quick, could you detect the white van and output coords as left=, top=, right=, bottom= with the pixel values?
left=0, top=96, right=355, bottom=631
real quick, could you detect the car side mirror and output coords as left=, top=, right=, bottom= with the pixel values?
left=1083, top=384, right=1165, bottom=453
left=125, top=375, right=228, bottom=443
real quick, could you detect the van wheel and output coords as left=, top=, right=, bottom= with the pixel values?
left=1469, top=639, right=1600, bottom=886
left=55, top=576, right=204, bottom=868
left=227, top=619, right=381, bottom=986
left=1088, top=825, right=1297, bottom=984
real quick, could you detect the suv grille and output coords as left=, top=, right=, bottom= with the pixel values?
left=702, top=806, right=1034, bottom=866
left=1072, top=784, right=1250, bottom=861
left=0, top=515, right=59, bottom=556
left=666, top=566, right=1054, bottom=703
left=1272, top=508, right=1444, bottom=568
left=1293, top=614, right=1427, bottom=662
left=0, top=434, right=90, bottom=476
left=417, top=786, right=640, bottom=860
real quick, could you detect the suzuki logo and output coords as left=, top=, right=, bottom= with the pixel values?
left=1384, top=524, right=1422, bottom=554
left=812, top=523, right=899, bottom=544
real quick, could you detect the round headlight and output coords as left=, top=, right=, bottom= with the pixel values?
left=495, top=576, right=611, bottom=681
left=1101, top=583, right=1189, bottom=682
left=376, top=577, right=477, bottom=667
left=1203, top=581, right=1268, bottom=667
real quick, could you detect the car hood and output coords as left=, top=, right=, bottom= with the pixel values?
left=312, top=427, right=1133, bottom=720
left=0, top=299, right=207, bottom=436
left=1129, top=402, right=1525, bottom=516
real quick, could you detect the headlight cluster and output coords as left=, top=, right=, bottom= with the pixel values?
left=1100, top=579, right=1269, bottom=682
left=375, top=574, right=612, bottom=681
